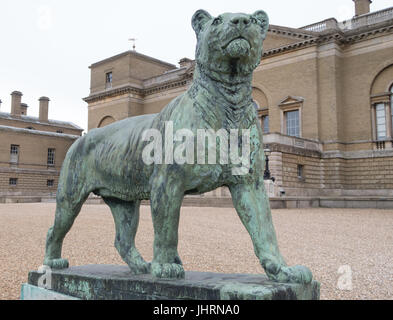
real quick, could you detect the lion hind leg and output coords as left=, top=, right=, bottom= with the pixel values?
left=103, top=198, right=150, bottom=275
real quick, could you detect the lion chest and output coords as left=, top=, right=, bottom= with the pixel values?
left=181, top=125, right=263, bottom=194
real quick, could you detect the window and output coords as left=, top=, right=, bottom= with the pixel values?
left=257, top=107, right=269, bottom=134
left=56, top=130, right=63, bottom=133
left=375, top=103, right=387, bottom=140
left=262, top=115, right=269, bottom=133
left=297, top=164, right=304, bottom=180
left=105, top=72, right=113, bottom=89
left=47, top=148, right=55, bottom=166
left=9, top=178, right=17, bottom=186
left=279, top=96, right=303, bottom=138
left=286, top=110, right=300, bottom=137
left=10, top=145, right=19, bottom=163
left=370, top=85, right=393, bottom=146
left=47, top=179, right=54, bottom=187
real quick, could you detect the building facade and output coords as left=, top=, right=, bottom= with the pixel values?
left=84, top=1, right=393, bottom=207
left=0, top=91, right=83, bottom=201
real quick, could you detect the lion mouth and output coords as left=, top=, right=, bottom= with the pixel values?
left=223, top=36, right=250, bottom=50
left=223, top=37, right=251, bottom=58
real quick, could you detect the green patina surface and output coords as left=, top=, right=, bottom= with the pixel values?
left=43, top=9, right=314, bottom=285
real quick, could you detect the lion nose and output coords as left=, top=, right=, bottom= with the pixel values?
left=230, top=15, right=250, bottom=28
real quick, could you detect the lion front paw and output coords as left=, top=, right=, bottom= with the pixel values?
left=151, top=262, right=185, bottom=279
left=43, top=258, right=69, bottom=269
left=267, top=265, right=313, bottom=284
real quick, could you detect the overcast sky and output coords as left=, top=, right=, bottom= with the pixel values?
left=0, top=0, right=392, bottom=132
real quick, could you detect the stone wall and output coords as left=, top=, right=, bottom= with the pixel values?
left=0, top=168, right=58, bottom=197
left=276, top=151, right=393, bottom=197
left=342, top=156, right=393, bottom=195
left=282, top=153, right=322, bottom=190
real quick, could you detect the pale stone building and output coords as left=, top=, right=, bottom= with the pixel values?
left=0, top=91, right=83, bottom=202
left=84, top=0, right=393, bottom=208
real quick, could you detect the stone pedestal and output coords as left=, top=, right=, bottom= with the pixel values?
left=22, top=264, right=320, bottom=300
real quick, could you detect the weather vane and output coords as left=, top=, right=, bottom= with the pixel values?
left=128, top=38, right=137, bottom=51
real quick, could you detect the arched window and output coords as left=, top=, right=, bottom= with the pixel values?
left=372, top=83, right=393, bottom=142
left=375, top=103, right=386, bottom=140
left=252, top=88, right=269, bottom=134
left=370, top=65, right=393, bottom=146
left=98, top=116, right=115, bottom=128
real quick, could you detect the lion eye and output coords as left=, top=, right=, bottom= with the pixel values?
left=212, top=17, right=222, bottom=26
left=250, top=17, right=258, bottom=24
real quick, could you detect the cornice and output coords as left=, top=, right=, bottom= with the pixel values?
left=262, top=38, right=319, bottom=57
left=84, top=72, right=193, bottom=103
left=83, top=86, right=143, bottom=103
left=143, top=75, right=193, bottom=96
left=268, top=25, right=317, bottom=40
left=344, top=23, right=393, bottom=43
left=263, top=20, right=393, bottom=58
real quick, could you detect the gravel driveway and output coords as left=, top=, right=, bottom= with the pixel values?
left=0, top=203, right=392, bottom=300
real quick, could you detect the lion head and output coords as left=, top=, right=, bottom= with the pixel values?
left=192, top=10, right=269, bottom=80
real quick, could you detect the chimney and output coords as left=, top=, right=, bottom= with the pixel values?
left=353, top=0, right=372, bottom=16
left=39, top=96, right=50, bottom=122
left=11, top=91, right=23, bottom=116
left=20, top=103, right=28, bottom=116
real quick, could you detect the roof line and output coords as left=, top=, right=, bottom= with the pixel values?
left=0, top=125, right=81, bottom=139
left=89, top=50, right=177, bottom=69
left=268, top=24, right=318, bottom=38
left=0, top=112, right=83, bottom=131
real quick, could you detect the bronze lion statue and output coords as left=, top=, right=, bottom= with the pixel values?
left=44, top=9, right=313, bottom=284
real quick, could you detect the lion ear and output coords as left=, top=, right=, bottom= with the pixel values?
left=252, top=10, right=269, bottom=38
left=192, top=9, right=212, bottom=35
